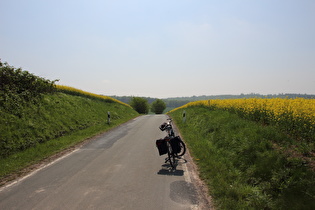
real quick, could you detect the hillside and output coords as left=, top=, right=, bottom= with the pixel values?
left=0, top=92, right=138, bottom=158
left=168, top=100, right=315, bottom=209
left=0, top=61, right=139, bottom=178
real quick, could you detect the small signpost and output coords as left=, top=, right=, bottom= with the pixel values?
left=183, top=110, right=186, bottom=123
left=107, top=111, right=111, bottom=125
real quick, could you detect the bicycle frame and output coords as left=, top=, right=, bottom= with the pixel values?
left=165, top=118, right=175, bottom=137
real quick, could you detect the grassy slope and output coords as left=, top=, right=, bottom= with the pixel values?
left=0, top=92, right=138, bottom=179
left=169, top=106, right=315, bottom=210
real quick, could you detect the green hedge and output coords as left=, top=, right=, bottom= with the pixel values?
left=0, top=60, right=57, bottom=116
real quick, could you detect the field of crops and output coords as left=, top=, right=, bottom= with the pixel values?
left=169, top=98, right=315, bottom=209
left=172, top=98, right=315, bottom=142
left=56, top=85, right=131, bottom=108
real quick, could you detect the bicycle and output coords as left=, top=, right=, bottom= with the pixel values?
left=157, top=118, right=186, bottom=169
left=159, top=118, right=186, bottom=157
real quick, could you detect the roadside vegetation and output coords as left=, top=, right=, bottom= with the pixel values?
left=169, top=100, right=315, bottom=209
left=127, top=97, right=166, bottom=114
left=0, top=61, right=138, bottom=180
left=129, top=97, right=150, bottom=114
left=151, top=99, right=166, bottom=114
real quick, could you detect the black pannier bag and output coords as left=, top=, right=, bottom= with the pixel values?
left=170, top=136, right=181, bottom=154
left=156, top=139, right=167, bottom=156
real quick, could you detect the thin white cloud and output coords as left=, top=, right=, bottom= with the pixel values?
left=102, top=79, right=111, bottom=84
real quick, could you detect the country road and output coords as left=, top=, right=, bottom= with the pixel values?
left=0, top=115, right=211, bottom=210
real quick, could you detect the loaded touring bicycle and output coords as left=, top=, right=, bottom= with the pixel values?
left=156, top=118, right=186, bottom=169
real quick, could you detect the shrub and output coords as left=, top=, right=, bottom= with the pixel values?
left=151, top=99, right=166, bottom=114
left=129, top=97, right=149, bottom=114
left=0, top=60, right=57, bottom=115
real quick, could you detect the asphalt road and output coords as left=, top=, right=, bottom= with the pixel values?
left=0, top=115, right=209, bottom=210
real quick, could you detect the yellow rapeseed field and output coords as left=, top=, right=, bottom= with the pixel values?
left=171, top=98, right=315, bottom=141
left=56, top=85, right=132, bottom=108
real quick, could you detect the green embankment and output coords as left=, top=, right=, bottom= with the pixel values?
left=0, top=61, right=139, bottom=180
left=169, top=106, right=315, bottom=210
left=0, top=92, right=138, bottom=179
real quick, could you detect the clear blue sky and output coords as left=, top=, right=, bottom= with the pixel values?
left=1, top=0, right=314, bottom=98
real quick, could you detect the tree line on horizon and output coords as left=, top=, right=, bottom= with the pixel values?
left=111, top=93, right=315, bottom=110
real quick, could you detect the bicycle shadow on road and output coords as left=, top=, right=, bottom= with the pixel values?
left=157, top=158, right=188, bottom=176
left=157, top=164, right=184, bottom=176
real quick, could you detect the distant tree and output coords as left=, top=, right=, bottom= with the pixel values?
left=129, top=97, right=149, bottom=114
left=151, top=99, right=166, bottom=114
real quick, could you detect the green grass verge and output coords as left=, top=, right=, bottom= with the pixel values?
left=0, top=92, right=138, bottom=180
left=169, top=106, right=315, bottom=209
left=0, top=121, right=131, bottom=181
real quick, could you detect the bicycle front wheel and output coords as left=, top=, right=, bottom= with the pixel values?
left=167, top=142, right=176, bottom=169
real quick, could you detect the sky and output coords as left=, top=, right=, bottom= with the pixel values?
left=1, top=0, right=314, bottom=98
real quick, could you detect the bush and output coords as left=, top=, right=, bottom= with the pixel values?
left=151, top=99, right=166, bottom=114
left=0, top=60, right=57, bottom=115
left=129, top=97, right=149, bottom=114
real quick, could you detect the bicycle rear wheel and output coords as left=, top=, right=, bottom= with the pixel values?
left=177, top=140, right=186, bottom=156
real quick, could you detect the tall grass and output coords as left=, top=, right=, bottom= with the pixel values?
left=169, top=106, right=315, bottom=209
